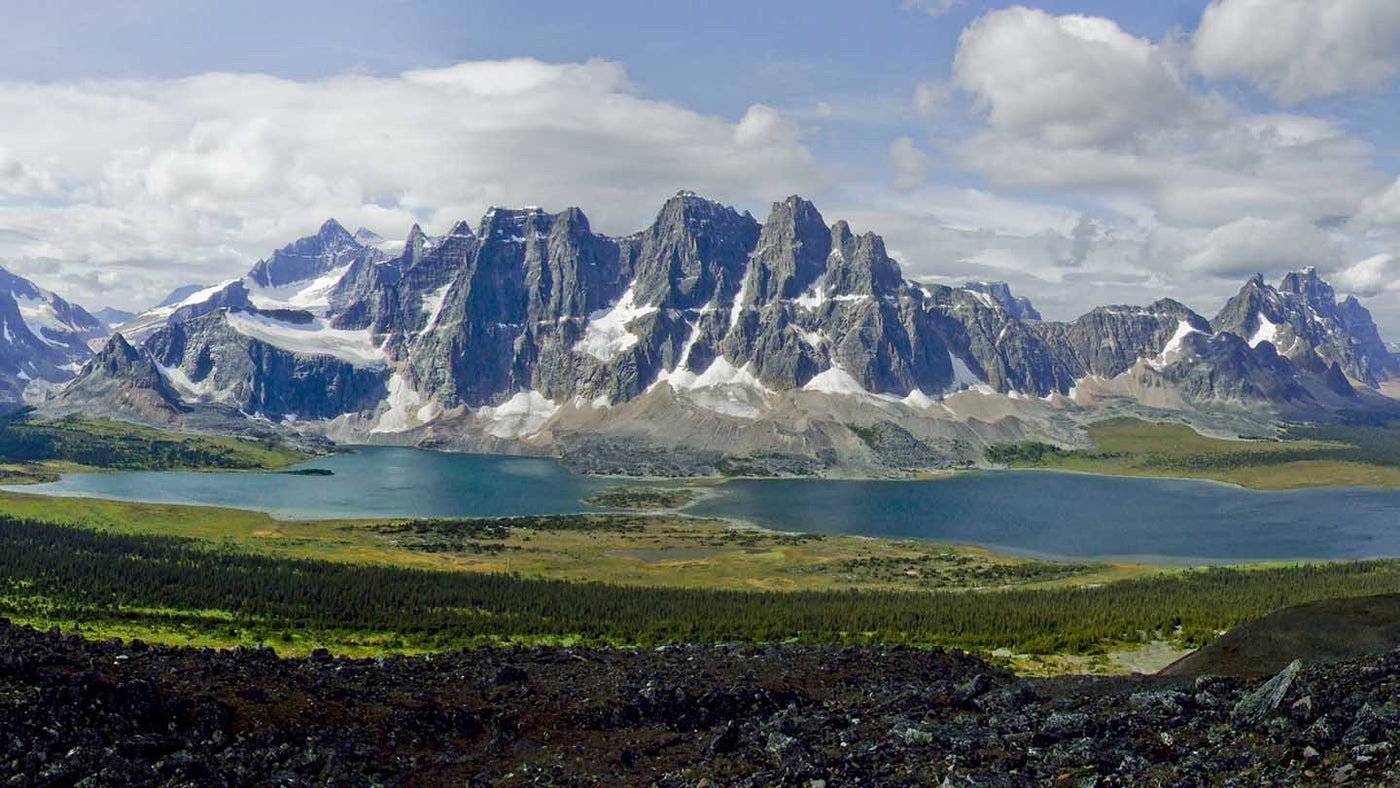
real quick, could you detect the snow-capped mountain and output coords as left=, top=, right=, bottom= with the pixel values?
left=1213, top=268, right=1398, bottom=387
left=0, top=267, right=108, bottom=404
left=58, top=192, right=1400, bottom=475
left=92, top=307, right=136, bottom=329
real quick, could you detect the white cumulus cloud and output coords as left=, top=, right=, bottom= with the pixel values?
left=952, top=7, right=1191, bottom=148
left=1331, top=253, right=1400, bottom=297
left=944, top=6, right=1384, bottom=232
left=1184, top=216, right=1341, bottom=278
left=0, top=58, right=820, bottom=310
left=1193, top=0, right=1400, bottom=104
left=888, top=137, right=930, bottom=191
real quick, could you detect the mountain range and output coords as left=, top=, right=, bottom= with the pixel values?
left=19, top=191, right=1400, bottom=475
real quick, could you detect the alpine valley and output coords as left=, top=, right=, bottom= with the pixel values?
left=20, top=191, right=1400, bottom=477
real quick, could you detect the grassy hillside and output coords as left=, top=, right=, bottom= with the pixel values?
left=2, top=515, right=1400, bottom=658
left=0, top=412, right=306, bottom=481
left=987, top=418, right=1400, bottom=489
left=0, top=489, right=1138, bottom=592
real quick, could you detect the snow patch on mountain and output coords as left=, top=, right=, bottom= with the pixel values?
left=573, top=286, right=657, bottom=361
left=475, top=390, right=558, bottom=439
left=729, top=258, right=754, bottom=329
left=225, top=311, right=387, bottom=367
left=1249, top=313, right=1279, bottom=348
left=169, top=280, right=239, bottom=313
left=248, top=265, right=351, bottom=314
left=418, top=283, right=452, bottom=335
left=965, top=289, right=998, bottom=310
left=803, top=365, right=867, bottom=395
left=945, top=352, right=986, bottom=394
left=372, top=374, right=437, bottom=434
left=659, top=357, right=772, bottom=419
left=794, top=274, right=827, bottom=310
left=157, top=363, right=234, bottom=404
left=13, top=292, right=72, bottom=347
left=121, top=280, right=241, bottom=341
left=1149, top=320, right=1206, bottom=370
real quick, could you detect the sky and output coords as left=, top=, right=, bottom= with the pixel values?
left=2, top=0, right=1400, bottom=336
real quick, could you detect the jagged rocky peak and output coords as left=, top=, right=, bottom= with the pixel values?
left=962, top=281, right=1042, bottom=321
left=317, top=217, right=357, bottom=245
left=352, top=227, right=384, bottom=245
left=50, top=333, right=187, bottom=420
left=825, top=225, right=902, bottom=297
left=477, top=206, right=549, bottom=240
left=1279, top=266, right=1335, bottom=307
left=1213, top=274, right=1274, bottom=337
left=627, top=191, right=761, bottom=310
left=400, top=223, right=430, bottom=264
left=87, top=333, right=158, bottom=381
left=1147, top=328, right=1315, bottom=406
left=745, top=195, right=831, bottom=307
left=47, top=190, right=1400, bottom=470
left=0, top=266, right=107, bottom=342
left=1213, top=268, right=1396, bottom=385
left=247, top=218, right=368, bottom=289
left=1148, top=298, right=1212, bottom=330
left=0, top=265, right=108, bottom=403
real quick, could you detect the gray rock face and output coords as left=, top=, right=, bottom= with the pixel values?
left=1232, top=659, right=1302, bottom=726
left=962, top=281, right=1041, bottom=321
left=403, top=205, right=633, bottom=407
left=743, top=197, right=829, bottom=307
left=924, top=292, right=1211, bottom=397
left=0, top=266, right=108, bottom=404
left=247, top=219, right=368, bottom=290
left=1147, top=331, right=1315, bottom=405
left=144, top=309, right=388, bottom=421
left=48, top=334, right=187, bottom=421
left=1214, top=269, right=1398, bottom=386
left=50, top=191, right=1400, bottom=471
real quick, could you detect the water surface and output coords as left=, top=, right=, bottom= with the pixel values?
left=14, top=446, right=1400, bottom=564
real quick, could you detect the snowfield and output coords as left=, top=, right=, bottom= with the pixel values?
left=475, top=391, right=559, bottom=439
left=248, top=265, right=352, bottom=315
left=225, top=311, right=388, bottom=367
left=573, top=286, right=657, bottom=361
left=1249, top=313, right=1279, bottom=348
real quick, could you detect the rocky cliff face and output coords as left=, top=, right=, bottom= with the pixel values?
left=46, top=334, right=187, bottom=422
left=962, top=280, right=1041, bottom=320
left=0, top=267, right=107, bottom=405
left=54, top=192, right=1400, bottom=474
left=1213, top=268, right=1398, bottom=387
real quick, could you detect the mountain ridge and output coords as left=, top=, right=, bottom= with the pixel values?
left=49, top=190, right=1400, bottom=476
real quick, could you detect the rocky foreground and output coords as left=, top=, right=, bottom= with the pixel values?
left=2, top=621, right=1399, bottom=786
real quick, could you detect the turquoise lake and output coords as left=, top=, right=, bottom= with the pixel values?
left=12, top=445, right=1400, bottom=564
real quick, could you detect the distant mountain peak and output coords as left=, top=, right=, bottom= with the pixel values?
left=963, top=281, right=1042, bottom=321
left=155, top=284, right=208, bottom=309
left=49, top=333, right=187, bottom=420
left=353, top=227, right=384, bottom=245
left=317, top=218, right=355, bottom=244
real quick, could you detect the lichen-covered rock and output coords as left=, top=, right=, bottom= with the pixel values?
left=1232, top=659, right=1302, bottom=726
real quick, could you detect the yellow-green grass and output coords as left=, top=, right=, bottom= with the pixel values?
left=2, top=600, right=448, bottom=657
left=65, top=418, right=308, bottom=469
left=0, top=488, right=1153, bottom=593
left=1010, top=418, right=1400, bottom=489
left=0, top=416, right=308, bottom=483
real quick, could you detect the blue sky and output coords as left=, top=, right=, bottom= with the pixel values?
left=2, top=0, right=1400, bottom=334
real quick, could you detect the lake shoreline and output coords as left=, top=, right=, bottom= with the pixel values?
left=11, top=445, right=1400, bottom=565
